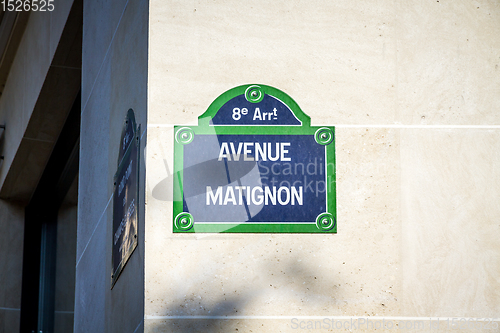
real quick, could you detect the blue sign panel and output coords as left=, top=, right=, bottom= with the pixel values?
left=182, top=134, right=331, bottom=223
left=211, top=94, right=302, bottom=126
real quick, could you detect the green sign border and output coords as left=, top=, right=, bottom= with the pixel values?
left=173, top=84, right=336, bottom=233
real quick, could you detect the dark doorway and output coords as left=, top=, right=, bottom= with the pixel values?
left=19, top=91, right=80, bottom=333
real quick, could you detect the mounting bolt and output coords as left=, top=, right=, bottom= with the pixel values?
left=316, top=212, right=336, bottom=231
left=175, top=212, right=194, bottom=230
left=314, top=127, right=334, bottom=145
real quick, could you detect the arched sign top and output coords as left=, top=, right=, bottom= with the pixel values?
left=198, top=84, right=311, bottom=127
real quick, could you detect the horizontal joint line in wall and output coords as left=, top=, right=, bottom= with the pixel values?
left=334, top=124, right=500, bottom=129
left=144, top=315, right=500, bottom=321
left=147, top=124, right=500, bottom=129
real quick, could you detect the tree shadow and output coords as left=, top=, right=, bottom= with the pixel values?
left=148, top=295, right=248, bottom=332
left=148, top=248, right=344, bottom=332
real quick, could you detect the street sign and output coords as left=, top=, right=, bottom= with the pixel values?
left=112, top=109, right=140, bottom=288
left=173, top=85, right=336, bottom=233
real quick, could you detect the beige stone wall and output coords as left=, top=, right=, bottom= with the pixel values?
left=146, top=1, right=500, bottom=332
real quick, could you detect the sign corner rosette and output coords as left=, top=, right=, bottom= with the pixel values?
left=173, top=84, right=336, bottom=233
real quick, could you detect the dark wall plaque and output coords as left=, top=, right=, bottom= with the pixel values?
left=112, top=109, right=140, bottom=288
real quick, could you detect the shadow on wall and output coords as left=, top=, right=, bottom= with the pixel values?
left=151, top=159, right=173, bottom=201
left=150, top=297, right=246, bottom=332
left=147, top=252, right=345, bottom=333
